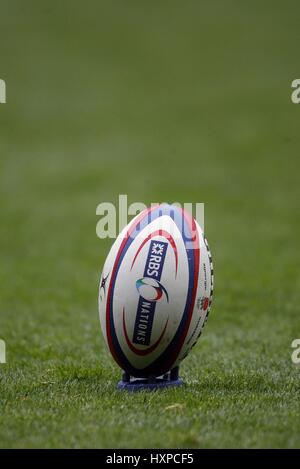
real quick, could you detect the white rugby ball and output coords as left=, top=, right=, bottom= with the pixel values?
left=98, top=204, right=213, bottom=378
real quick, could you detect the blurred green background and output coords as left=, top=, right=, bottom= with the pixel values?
left=0, top=0, right=300, bottom=448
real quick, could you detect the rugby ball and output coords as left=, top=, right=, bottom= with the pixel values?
left=98, top=204, right=213, bottom=378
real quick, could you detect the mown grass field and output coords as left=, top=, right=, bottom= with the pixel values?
left=0, top=0, right=300, bottom=448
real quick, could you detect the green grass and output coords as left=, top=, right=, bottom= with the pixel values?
left=1, top=0, right=300, bottom=448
